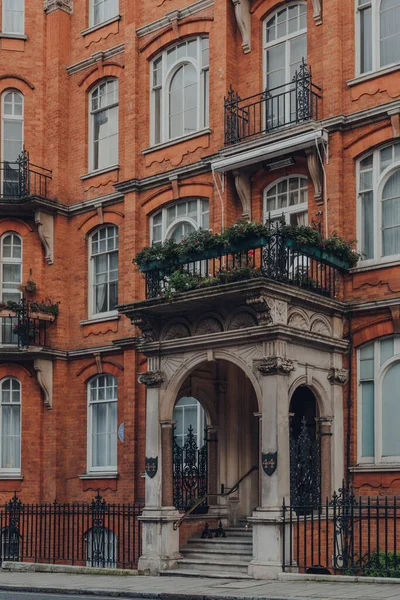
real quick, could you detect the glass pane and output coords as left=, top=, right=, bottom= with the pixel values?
left=382, top=362, right=400, bottom=456
left=380, top=146, right=393, bottom=172
left=360, top=6, right=373, bottom=73
left=266, top=44, right=286, bottom=86
left=380, top=0, right=400, bottom=67
left=290, top=34, right=307, bottom=77
left=381, top=338, right=394, bottom=364
left=362, top=382, right=375, bottom=457
left=361, top=192, right=374, bottom=259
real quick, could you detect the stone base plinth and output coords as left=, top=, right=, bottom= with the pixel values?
left=247, top=507, right=284, bottom=580
left=138, top=507, right=182, bottom=575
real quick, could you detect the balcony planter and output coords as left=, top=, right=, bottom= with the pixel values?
left=229, top=236, right=270, bottom=253
left=30, top=311, right=56, bottom=322
left=0, top=309, right=16, bottom=318
left=284, top=238, right=350, bottom=270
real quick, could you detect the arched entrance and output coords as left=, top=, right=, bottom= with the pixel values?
left=169, top=359, right=260, bottom=524
left=289, top=385, right=321, bottom=507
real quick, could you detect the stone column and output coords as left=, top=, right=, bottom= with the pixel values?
left=137, top=371, right=181, bottom=575
left=328, top=366, right=348, bottom=492
left=316, top=416, right=333, bottom=501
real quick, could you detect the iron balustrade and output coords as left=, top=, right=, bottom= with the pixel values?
left=224, top=61, right=322, bottom=145
left=283, top=486, right=400, bottom=577
left=0, top=298, right=55, bottom=348
left=0, top=492, right=143, bottom=570
left=143, top=227, right=346, bottom=301
left=0, top=149, right=52, bottom=200
left=173, top=425, right=208, bottom=512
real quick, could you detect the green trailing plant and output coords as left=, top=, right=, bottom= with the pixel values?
left=180, top=228, right=226, bottom=254
left=358, top=551, right=400, bottom=578
left=0, top=299, right=59, bottom=317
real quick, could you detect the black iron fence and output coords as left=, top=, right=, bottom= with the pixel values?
left=144, top=226, right=345, bottom=301
left=283, top=486, right=400, bottom=577
left=0, top=298, right=55, bottom=348
left=0, top=149, right=52, bottom=200
left=0, top=493, right=143, bottom=569
left=224, top=61, right=322, bottom=145
left=173, top=425, right=208, bottom=512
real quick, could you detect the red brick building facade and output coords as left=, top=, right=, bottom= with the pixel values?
left=0, top=0, right=400, bottom=577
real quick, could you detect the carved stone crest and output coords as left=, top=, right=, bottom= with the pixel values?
left=145, top=457, right=158, bottom=478
left=138, top=371, right=164, bottom=387
left=44, top=0, right=73, bottom=14
left=327, top=367, right=348, bottom=385
left=262, top=452, right=277, bottom=476
left=253, top=356, right=296, bottom=375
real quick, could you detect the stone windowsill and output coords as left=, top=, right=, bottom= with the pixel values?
left=142, top=128, right=212, bottom=155
left=80, top=314, right=119, bottom=326
left=350, top=464, right=400, bottom=472
left=347, top=63, right=400, bottom=87
left=81, top=15, right=121, bottom=37
left=350, top=258, right=400, bottom=273
left=0, top=473, right=23, bottom=480
left=80, top=472, right=119, bottom=480
left=0, top=33, right=27, bottom=40
left=81, top=165, right=120, bottom=181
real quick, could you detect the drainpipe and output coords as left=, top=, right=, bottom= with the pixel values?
left=346, top=314, right=353, bottom=489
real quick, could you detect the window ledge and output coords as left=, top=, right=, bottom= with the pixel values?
left=350, top=464, right=400, bottom=473
left=347, top=63, right=400, bottom=87
left=142, top=128, right=212, bottom=155
left=80, top=314, right=119, bottom=326
left=0, top=473, right=23, bottom=480
left=351, top=258, right=400, bottom=273
left=80, top=472, right=119, bottom=480
left=81, top=165, right=120, bottom=181
left=0, top=33, right=27, bottom=40
left=81, top=15, right=121, bottom=37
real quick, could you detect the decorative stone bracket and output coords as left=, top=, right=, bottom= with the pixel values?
left=233, top=170, right=251, bottom=218
left=35, top=211, right=54, bottom=265
left=305, top=148, right=323, bottom=205
left=231, top=0, right=251, bottom=54
left=388, top=108, right=400, bottom=139
left=138, top=371, right=165, bottom=388
left=312, top=0, right=322, bottom=25
left=44, top=0, right=73, bottom=14
left=253, top=356, right=297, bottom=375
left=246, top=295, right=273, bottom=326
left=327, top=367, right=348, bottom=385
left=131, top=314, right=157, bottom=343
left=34, top=358, right=53, bottom=409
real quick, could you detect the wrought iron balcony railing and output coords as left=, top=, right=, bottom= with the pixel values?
left=0, top=149, right=52, bottom=201
left=224, top=61, right=322, bottom=145
left=0, top=298, right=56, bottom=348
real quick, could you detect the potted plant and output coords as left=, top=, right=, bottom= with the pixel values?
left=18, top=280, right=37, bottom=295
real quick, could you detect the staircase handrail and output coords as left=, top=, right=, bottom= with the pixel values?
left=173, top=464, right=258, bottom=530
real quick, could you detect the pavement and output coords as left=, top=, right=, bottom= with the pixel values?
left=1, top=571, right=400, bottom=600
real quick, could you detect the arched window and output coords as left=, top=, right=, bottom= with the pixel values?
left=151, top=37, right=209, bottom=145
left=0, top=233, right=22, bottom=345
left=359, top=336, right=400, bottom=464
left=89, top=225, right=118, bottom=317
left=88, top=375, right=118, bottom=472
left=90, top=0, right=118, bottom=27
left=89, top=79, right=118, bottom=172
left=358, top=141, right=400, bottom=264
left=0, top=378, right=21, bottom=472
left=357, top=0, right=400, bottom=74
left=151, top=198, right=209, bottom=244
left=263, top=176, right=308, bottom=225
left=1, top=91, right=24, bottom=198
left=2, top=0, right=24, bottom=35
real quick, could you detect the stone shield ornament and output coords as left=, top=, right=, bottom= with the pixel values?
left=262, top=452, right=277, bottom=476
left=145, top=456, right=158, bottom=478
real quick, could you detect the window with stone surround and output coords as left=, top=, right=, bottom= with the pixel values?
left=263, top=176, right=308, bottom=225
left=0, top=232, right=22, bottom=345
left=150, top=37, right=209, bottom=146
left=0, top=378, right=21, bottom=473
left=357, top=0, right=400, bottom=75
left=90, top=0, right=118, bottom=27
left=89, top=79, right=118, bottom=173
left=358, top=142, right=400, bottom=265
left=151, top=198, right=209, bottom=244
left=89, top=225, right=118, bottom=318
left=2, top=0, right=24, bottom=35
left=358, top=336, right=400, bottom=465
left=87, top=375, right=117, bottom=473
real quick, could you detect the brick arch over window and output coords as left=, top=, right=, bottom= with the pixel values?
left=76, top=361, right=123, bottom=383
left=0, top=76, right=33, bottom=95
left=78, top=64, right=124, bottom=90
left=77, top=211, right=124, bottom=237
left=346, top=126, right=393, bottom=160
left=140, top=22, right=212, bottom=59
left=142, top=182, right=213, bottom=215
left=0, top=219, right=33, bottom=236
left=353, top=320, right=394, bottom=348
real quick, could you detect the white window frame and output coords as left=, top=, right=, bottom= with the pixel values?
left=150, top=198, right=210, bottom=244
left=90, top=0, right=119, bottom=28
left=0, top=377, right=21, bottom=474
left=356, top=0, right=400, bottom=76
left=356, top=143, right=400, bottom=267
left=0, top=232, right=22, bottom=346
left=358, top=336, right=400, bottom=465
left=1, top=90, right=24, bottom=198
left=88, top=79, right=119, bottom=174
left=87, top=374, right=118, bottom=474
left=2, top=0, right=24, bottom=35
left=263, top=175, right=308, bottom=224
left=150, top=37, right=209, bottom=146
left=88, top=225, right=119, bottom=320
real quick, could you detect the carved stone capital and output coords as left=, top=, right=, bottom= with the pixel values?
left=246, top=295, right=272, bottom=326
left=138, top=371, right=164, bottom=387
left=327, top=367, right=348, bottom=385
left=253, top=356, right=296, bottom=376
left=44, top=0, right=73, bottom=14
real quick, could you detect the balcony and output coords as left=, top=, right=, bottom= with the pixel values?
left=224, top=61, right=321, bottom=146
left=0, top=298, right=58, bottom=349
left=0, top=149, right=52, bottom=202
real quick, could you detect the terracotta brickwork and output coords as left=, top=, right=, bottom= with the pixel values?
left=0, top=0, right=399, bottom=511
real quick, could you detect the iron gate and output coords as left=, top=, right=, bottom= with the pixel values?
left=173, top=425, right=208, bottom=512
left=290, top=416, right=321, bottom=510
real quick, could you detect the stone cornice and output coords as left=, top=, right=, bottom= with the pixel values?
left=66, top=44, right=124, bottom=76
left=136, top=0, right=213, bottom=37
left=44, top=0, right=73, bottom=14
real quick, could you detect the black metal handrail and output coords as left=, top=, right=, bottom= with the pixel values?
left=224, top=60, right=322, bottom=145
left=0, top=149, right=52, bottom=200
left=0, top=298, right=56, bottom=348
